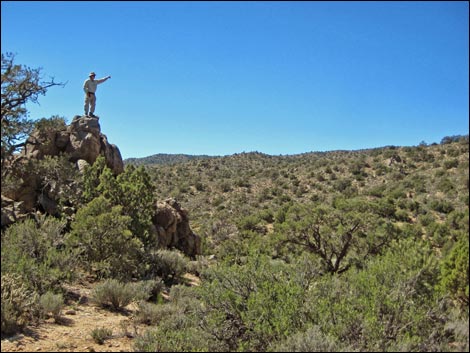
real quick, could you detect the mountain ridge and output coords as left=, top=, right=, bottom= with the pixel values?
left=123, top=134, right=468, bottom=166
left=124, top=153, right=215, bottom=166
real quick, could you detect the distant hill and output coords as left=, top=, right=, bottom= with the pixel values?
left=124, top=153, right=214, bottom=166
left=143, top=134, right=469, bottom=232
left=124, top=135, right=469, bottom=167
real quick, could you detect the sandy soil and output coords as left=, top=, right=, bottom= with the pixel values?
left=2, top=282, right=148, bottom=352
left=1, top=274, right=201, bottom=352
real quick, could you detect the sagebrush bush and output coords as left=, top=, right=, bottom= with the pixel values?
left=185, top=255, right=211, bottom=276
left=132, top=279, right=164, bottom=302
left=39, top=291, right=63, bottom=321
left=1, top=216, right=75, bottom=293
left=146, top=249, right=188, bottom=284
left=270, top=326, right=342, bottom=352
left=135, top=301, right=162, bottom=325
left=91, top=327, right=113, bottom=344
left=134, top=326, right=209, bottom=352
left=133, top=291, right=209, bottom=352
left=91, top=279, right=135, bottom=311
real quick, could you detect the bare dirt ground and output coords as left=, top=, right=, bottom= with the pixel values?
left=1, top=283, right=143, bottom=352
left=1, top=274, right=200, bottom=352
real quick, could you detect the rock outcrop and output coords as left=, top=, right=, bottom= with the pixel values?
left=2, top=115, right=123, bottom=216
left=153, top=198, right=201, bottom=258
left=20, top=115, right=123, bottom=175
left=1, top=115, right=201, bottom=257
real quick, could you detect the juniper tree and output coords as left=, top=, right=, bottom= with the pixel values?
left=1, top=52, right=65, bottom=176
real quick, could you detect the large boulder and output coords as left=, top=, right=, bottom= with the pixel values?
left=153, top=198, right=201, bottom=258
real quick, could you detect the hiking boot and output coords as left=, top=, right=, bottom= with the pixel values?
left=89, top=113, right=95, bottom=117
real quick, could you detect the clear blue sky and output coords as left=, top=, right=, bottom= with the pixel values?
left=2, top=1, right=468, bottom=159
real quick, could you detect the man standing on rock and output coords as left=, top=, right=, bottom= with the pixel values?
left=83, top=72, right=111, bottom=117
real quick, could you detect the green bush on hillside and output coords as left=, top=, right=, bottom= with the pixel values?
left=82, top=157, right=156, bottom=249
left=67, top=196, right=143, bottom=280
left=1, top=216, right=75, bottom=293
left=438, top=236, right=469, bottom=308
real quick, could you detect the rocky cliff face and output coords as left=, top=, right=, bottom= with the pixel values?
left=1, top=115, right=201, bottom=257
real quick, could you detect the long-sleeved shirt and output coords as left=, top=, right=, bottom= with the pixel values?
left=83, top=77, right=109, bottom=94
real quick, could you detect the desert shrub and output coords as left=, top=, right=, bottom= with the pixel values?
left=438, top=236, right=469, bottom=308
left=146, top=249, right=188, bottom=284
left=67, top=196, right=143, bottom=280
left=334, top=178, right=352, bottom=192
left=438, top=177, right=455, bottom=194
left=1, top=274, right=39, bottom=335
left=443, top=158, right=459, bottom=169
left=429, top=199, right=455, bottom=214
left=270, top=325, right=343, bottom=352
left=446, top=210, right=469, bottom=232
left=1, top=216, right=75, bottom=293
left=133, top=329, right=161, bottom=352
left=185, top=255, right=211, bottom=276
left=91, top=279, right=135, bottom=311
left=237, top=214, right=266, bottom=233
left=368, top=184, right=386, bottom=199
left=91, top=327, right=113, bottom=344
left=235, top=177, right=251, bottom=188
left=258, top=208, right=275, bottom=223
left=134, top=286, right=210, bottom=352
left=370, top=197, right=396, bottom=219
left=395, top=208, right=411, bottom=222
left=132, top=279, right=164, bottom=302
left=83, top=157, right=156, bottom=248
left=241, top=272, right=305, bottom=350
left=196, top=255, right=307, bottom=351
left=135, top=301, right=162, bottom=325
left=39, top=291, right=63, bottom=321
left=427, top=222, right=452, bottom=248
left=399, top=198, right=421, bottom=214
left=385, top=182, right=407, bottom=199
left=278, top=201, right=398, bottom=274
left=134, top=326, right=209, bottom=352
left=418, top=212, right=435, bottom=227
left=218, top=180, right=232, bottom=192
left=194, top=180, right=206, bottom=191
left=305, top=238, right=439, bottom=351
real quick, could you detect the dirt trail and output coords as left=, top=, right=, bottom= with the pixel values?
left=1, top=282, right=146, bottom=352
left=1, top=274, right=201, bottom=352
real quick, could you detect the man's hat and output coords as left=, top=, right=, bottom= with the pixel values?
left=89, top=72, right=96, bottom=77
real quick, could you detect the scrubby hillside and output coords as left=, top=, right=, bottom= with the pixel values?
left=2, top=135, right=468, bottom=352
left=146, top=137, right=468, bottom=254
left=126, top=136, right=468, bottom=351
